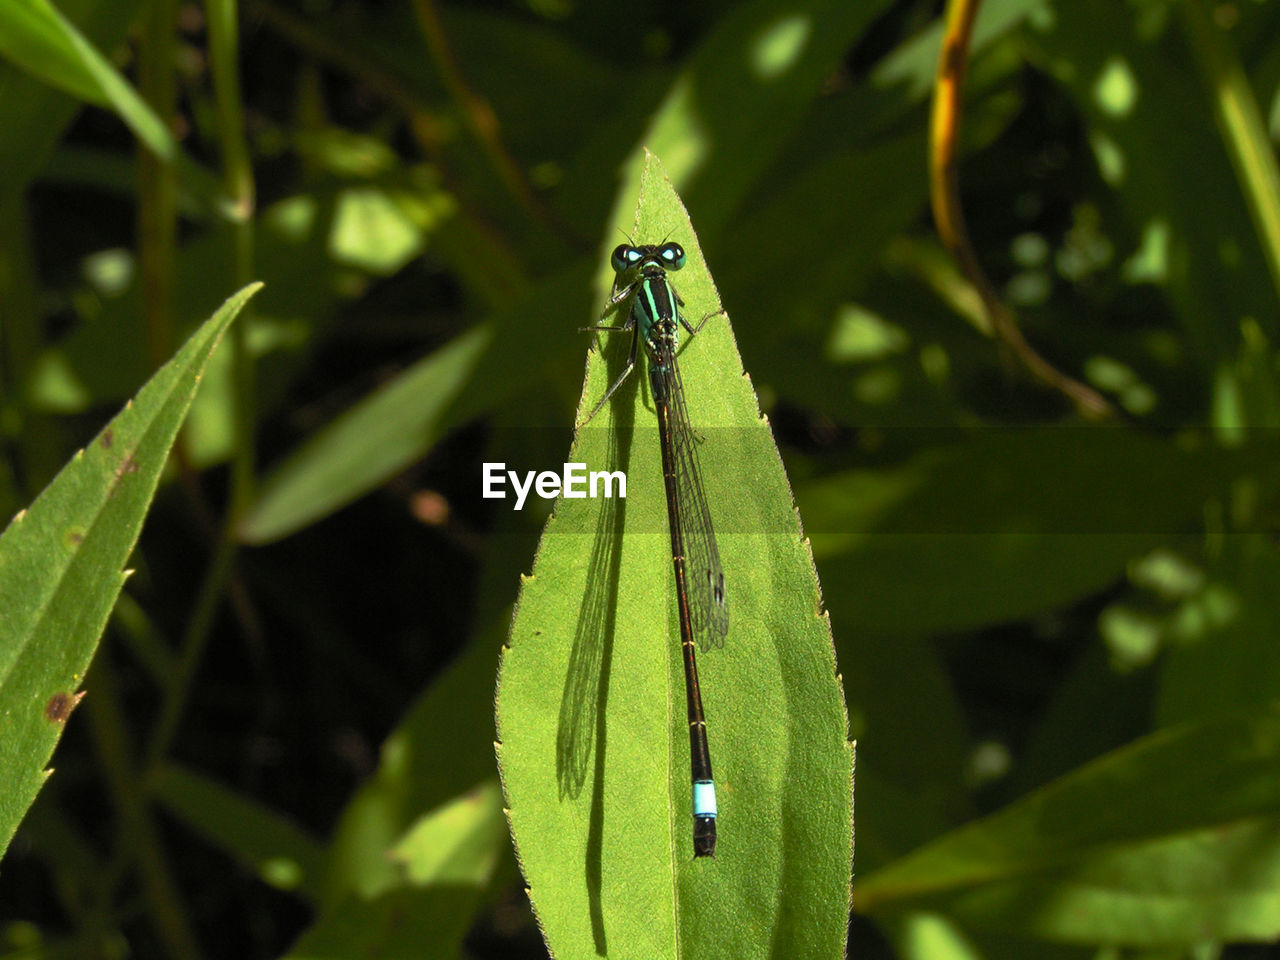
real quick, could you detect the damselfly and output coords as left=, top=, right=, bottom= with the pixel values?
left=582, top=240, right=729, bottom=858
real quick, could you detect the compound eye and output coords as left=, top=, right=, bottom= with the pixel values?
left=660, top=242, right=686, bottom=270
left=609, top=244, right=633, bottom=273
left=613, top=244, right=646, bottom=273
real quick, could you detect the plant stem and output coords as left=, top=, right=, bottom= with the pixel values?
left=930, top=0, right=1112, bottom=419
left=137, top=0, right=179, bottom=370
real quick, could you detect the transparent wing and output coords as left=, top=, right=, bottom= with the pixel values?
left=655, top=341, right=728, bottom=651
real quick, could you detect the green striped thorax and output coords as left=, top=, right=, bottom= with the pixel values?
left=610, top=241, right=687, bottom=356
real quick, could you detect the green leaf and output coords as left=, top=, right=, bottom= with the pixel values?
left=1158, top=536, right=1280, bottom=727
left=888, top=912, right=985, bottom=960
left=1031, top=0, right=1273, bottom=365
left=0, top=282, right=260, bottom=861
left=0, top=0, right=139, bottom=194
left=150, top=762, right=327, bottom=900
left=496, top=154, right=853, bottom=959
left=389, top=780, right=506, bottom=886
left=637, top=0, right=897, bottom=238
left=239, top=261, right=592, bottom=543
left=0, top=0, right=175, bottom=162
left=282, top=782, right=506, bottom=960
left=855, top=705, right=1280, bottom=945
left=35, top=191, right=350, bottom=416
left=804, top=428, right=1265, bottom=636
left=328, top=186, right=425, bottom=274
left=238, top=324, right=494, bottom=544
left=279, top=622, right=508, bottom=960
left=888, top=917, right=1093, bottom=960
left=1179, top=0, right=1280, bottom=307
left=841, top=631, right=971, bottom=874
left=320, top=624, right=507, bottom=906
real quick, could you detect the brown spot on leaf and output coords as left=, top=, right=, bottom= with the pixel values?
left=101, top=428, right=114, bottom=449
left=109, top=453, right=140, bottom=495
left=66, top=528, right=85, bottom=546
left=45, top=691, right=85, bottom=724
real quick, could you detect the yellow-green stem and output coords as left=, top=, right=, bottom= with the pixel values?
left=145, top=0, right=258, bottom=780
left=137, top=0, right=178, bottom=369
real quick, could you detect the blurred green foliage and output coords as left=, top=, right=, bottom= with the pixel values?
left=3, top=0, right=1280, bottom=958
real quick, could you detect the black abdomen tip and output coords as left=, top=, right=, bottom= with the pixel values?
left=693, top=817, right=717, bottom=858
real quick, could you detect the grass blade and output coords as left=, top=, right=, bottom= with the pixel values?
left=0, top=0, right=175, bottom=161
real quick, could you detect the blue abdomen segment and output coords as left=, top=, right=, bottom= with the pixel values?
left=692, top=779, right=717, bottom=819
